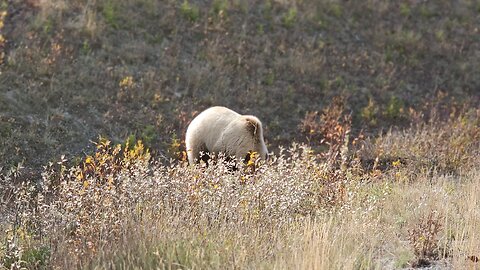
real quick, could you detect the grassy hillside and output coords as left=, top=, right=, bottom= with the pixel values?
left=0, top=0, right=479, bottom=269
left=0, top=0, right=479, bottom=171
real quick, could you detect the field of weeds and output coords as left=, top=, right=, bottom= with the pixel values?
left=1, top=112, right=479, bottom=269
left=1, top=0, right=480, bottom=269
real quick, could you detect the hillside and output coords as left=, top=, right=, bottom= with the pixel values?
left=1, top=0, right=479, bottom=172
left=0, top=1, right=479, bottom=269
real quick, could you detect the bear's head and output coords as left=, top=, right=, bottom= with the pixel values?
left=243, top=116, right=268, bottom=163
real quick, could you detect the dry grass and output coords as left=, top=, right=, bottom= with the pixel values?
left=1, top=113, right=479, bottom=269
left=359, top=108, right=480, bottom=175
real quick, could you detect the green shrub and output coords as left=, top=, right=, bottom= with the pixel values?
left=399, top=3, right=411, bottom=17
left=141, top=125, right=157, bottom=147
left=361, top=98, right=379, bottom=126
left=384, top=96, right=405, bottom=120
left=264, top=71, right=275, bottom=86
left=102, top=0, right=118, bottom=28
left=212, top=0, right=228, bottom=15
left=180, top=1, right=200, bottom=22
left=22, top=246, right=51, bottom=269
left=329, top=3, right=343, bottom=17
left=283, top=8, right=297, bottom=28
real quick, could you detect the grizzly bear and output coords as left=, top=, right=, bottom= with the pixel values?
left=185, top=106, right=268, bottom=165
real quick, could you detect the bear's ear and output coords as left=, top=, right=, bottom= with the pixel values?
left=245, top=118, right=260, bottom=137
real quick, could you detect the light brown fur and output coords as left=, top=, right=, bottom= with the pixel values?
left=185, top=106, right=268, bottom=164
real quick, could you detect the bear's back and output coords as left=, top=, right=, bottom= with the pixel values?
left=187, top=106, right=239, bottom=148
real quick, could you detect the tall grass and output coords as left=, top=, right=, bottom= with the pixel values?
left=1, top=113, right=479, bottom=269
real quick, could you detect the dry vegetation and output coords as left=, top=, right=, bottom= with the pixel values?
left=1, top=110, right=479, bottom=269
left=1, top=0, right=479, bottom=269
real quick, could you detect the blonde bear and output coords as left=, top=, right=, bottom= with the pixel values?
left=185, top=106, right=268, bottom=165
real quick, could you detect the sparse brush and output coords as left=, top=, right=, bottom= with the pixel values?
left=408, top=211, right=444, bottom=267
left=0, top=140, right=366, bottom=268
left=1, top=135, right=480, bottom=268
left=359, top=109, right=480, bottom=175
left=299, top=96, right=354, bottom=169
